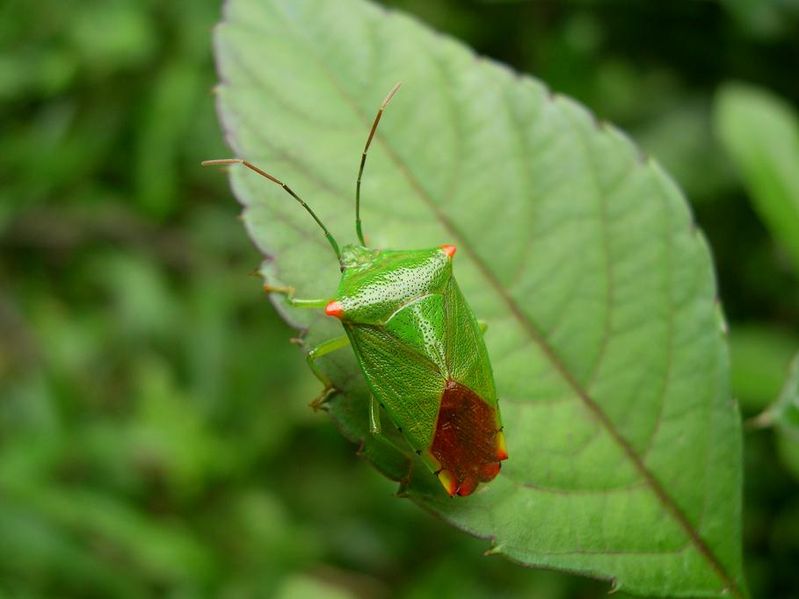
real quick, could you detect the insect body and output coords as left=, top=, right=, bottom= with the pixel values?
left=205, top=85, right=507, bottom=496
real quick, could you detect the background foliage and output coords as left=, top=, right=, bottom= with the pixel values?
left=1, top=0, right=798, bottom=597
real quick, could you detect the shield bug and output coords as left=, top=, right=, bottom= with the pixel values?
left=204, top=84, right=507, bottom=496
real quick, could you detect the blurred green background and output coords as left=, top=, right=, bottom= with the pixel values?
left=2, top=0, right=798, bottom=597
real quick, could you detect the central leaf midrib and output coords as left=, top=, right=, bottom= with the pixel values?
left=234, top=3, right=742, bottom=596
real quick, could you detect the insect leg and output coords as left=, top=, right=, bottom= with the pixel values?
left=477, top=320, right=489, bottom=334
left=306, top=335, right=350, bottom=409
left=368, top=395, right=382, bottom=435
left=264, top=284, right=329, bottom=309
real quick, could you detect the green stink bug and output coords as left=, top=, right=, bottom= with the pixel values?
left=205, top=84, right=507, bottom=496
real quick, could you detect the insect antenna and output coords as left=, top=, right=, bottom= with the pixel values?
left=355, top=82, right=402, bottom=246
left=202, top=158, right=341, bottom=260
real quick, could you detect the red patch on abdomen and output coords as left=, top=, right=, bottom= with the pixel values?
left=430, top=380, right=506, bottom=496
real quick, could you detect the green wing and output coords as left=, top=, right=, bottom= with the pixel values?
left=384, top=293, right=447, bottom=373
left=346, top=277, right=499, bottom=452
left=345, top=324, right=446, bottom=451
left=443, top=279, right=497, bottom=405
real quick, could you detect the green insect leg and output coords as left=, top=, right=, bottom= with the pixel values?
left=264, top=284, right=329, bottom=309
left=306, top=335, right=350, bottom=409
left=477, top=319, right=488, bottom=334
left=368, top=395, right=382, bottom=434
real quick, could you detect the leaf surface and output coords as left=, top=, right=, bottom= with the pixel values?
left=213, top=0, right=745, bottom=595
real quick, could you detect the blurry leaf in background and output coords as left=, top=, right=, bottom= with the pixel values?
left=715, top=83, right=799, bottom=273
left=134, top=61, right=204, bottom=218
left=756, top=353, right=799, bottom=480
left=636, top=99, right=737, bottom=204
left=66, top=2, right=157, bottom=75
left=0, top=0, right=227, bottom=222
left=275, top=574, right=358, bottom=599
left=216, top=0, right=745, bottom=595
left=730, top=325, right=799, bottom=413
left=720, top=0, right=799, bottom=39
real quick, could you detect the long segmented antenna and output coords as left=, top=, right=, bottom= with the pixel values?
left=202, top=158, right=342, bottom=260
left=355, top=82, right=402, bottom=246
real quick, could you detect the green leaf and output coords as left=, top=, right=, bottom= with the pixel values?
left=719, top=0, right=791, bottom=39
left=275, top=574, right=357, bottom=599
left=715, top=83, right=799, bottom=273
left=774, top=354, right=799, bottom=433
left=634, top=101, right=736, bottom=203
left=729, top=325, right=799, bottom=413
left=759, top=352, right=799, bottom=479
left=212, top=0, right=745, bottom=595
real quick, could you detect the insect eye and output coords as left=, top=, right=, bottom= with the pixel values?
left=325, top=300, right=344, bottom=319
left=440, top=244, right=456, bottom=258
